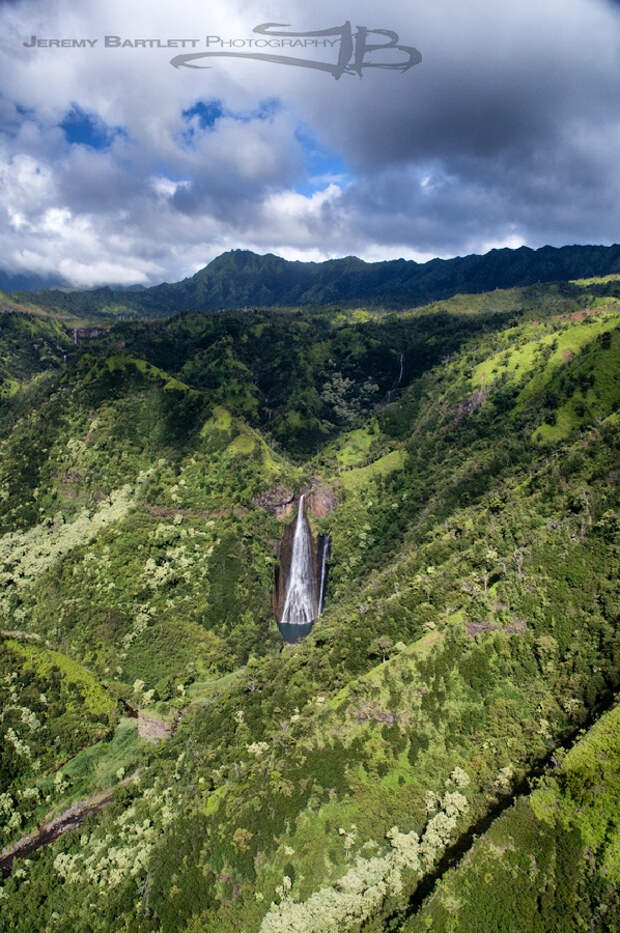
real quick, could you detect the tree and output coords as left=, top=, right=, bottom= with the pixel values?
left=368, top=635, right=394, bottom=663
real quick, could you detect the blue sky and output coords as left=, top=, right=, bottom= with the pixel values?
left=1, top=0, right=619, bottom=287
left=59, top=105, right=125, bottom=147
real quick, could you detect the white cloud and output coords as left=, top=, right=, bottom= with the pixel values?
left=0, top=0, right=619, bottom=287
left=151, top=176, right=190, bottom=198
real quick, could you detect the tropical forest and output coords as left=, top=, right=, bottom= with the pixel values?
left=0, top=248, right=619, bottom=932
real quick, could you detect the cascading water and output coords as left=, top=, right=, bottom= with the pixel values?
left=317, top=534, right=330, bottom=614
left=280, top=494, right=316, bottom=625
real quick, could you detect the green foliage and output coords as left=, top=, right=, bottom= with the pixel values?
left=0, top=311, right=71, bottom=391
left=403, top=704, right=620, bottom=933
left=0, top=638, right=120, bottom=847
left=0, top=274, right=618, bottom=931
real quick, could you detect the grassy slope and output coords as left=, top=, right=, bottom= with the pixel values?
left=0, top=636, right=146, bottom=849
left=403, top=702, right=620, bottom=932
left=0, top=281, right=618, bottom=930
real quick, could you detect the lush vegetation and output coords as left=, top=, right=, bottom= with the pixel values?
left=0, top=272, right=618, bottom=931
left=0, top=310, right=72, bottom=399
left=404, top=701, right=620, bottom=932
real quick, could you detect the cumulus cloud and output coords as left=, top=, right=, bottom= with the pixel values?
left=0, top=0, right=619, bottom=286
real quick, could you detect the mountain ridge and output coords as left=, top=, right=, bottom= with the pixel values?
left=13, top=242, right=620, bottom=318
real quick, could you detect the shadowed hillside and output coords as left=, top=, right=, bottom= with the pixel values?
left=14, top=243, right=620, bottom=319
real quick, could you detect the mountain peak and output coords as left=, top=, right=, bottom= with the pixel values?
left=12, top=242, right=620, bottom=316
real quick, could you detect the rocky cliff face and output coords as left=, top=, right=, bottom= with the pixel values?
left=256, top=483, right=338, bottom=521
left=254, top=486, right=295, bottom=520
left=307, top=484, right=340, bottom=518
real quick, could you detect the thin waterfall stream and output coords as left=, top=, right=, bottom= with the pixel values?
left=317, top=534, right=330, bottom=614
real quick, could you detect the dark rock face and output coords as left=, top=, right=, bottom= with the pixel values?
left=254, top=486, right=295, bottom=519
left=257, top=483, right=338, bottom=523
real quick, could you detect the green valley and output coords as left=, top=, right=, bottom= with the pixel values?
left=0, top=270, right=618, bottom=932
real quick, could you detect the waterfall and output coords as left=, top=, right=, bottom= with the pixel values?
left=280, top=495, right=316, bottom=625
left=317, top=534, right=331, bottom=614
left=385, top=350, right=405, bottom=403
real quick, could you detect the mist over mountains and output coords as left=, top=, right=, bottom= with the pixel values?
left=0, top=269, right=68, bottom=294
